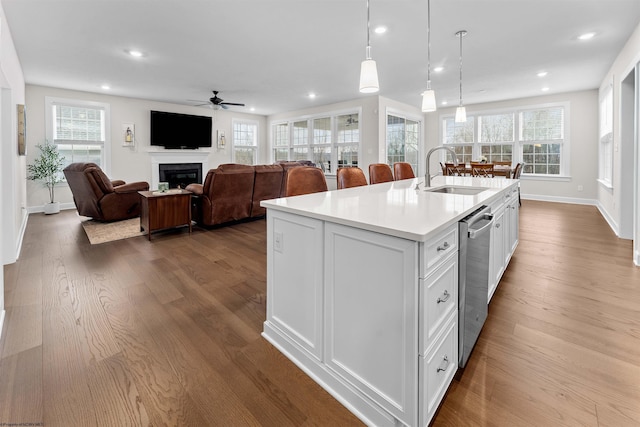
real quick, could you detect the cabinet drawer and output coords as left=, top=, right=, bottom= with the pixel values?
left=419, top=252, right=457, bottom=356
left=420, top=225, right=458, bottom=276
left=419, top=316, right=458, bottom=427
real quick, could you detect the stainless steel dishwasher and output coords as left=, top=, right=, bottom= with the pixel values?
left=458, top=205, right=494, bottom=368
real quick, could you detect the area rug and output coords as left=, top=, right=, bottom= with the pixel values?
left=80, top=217, right=145, bottom=244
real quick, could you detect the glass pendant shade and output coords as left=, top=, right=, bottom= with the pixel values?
left=359, top=59, right=379, bottom=93
left=455, top=106, right=467, bottom=123
left=421, top=89, right=436, bottom=112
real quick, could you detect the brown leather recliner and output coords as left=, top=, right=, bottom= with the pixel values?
left=63, top=162, right=149, bottom=221
left=186, top=163, right=256, bottom=226
left=251, top=164, right=284, bottom=218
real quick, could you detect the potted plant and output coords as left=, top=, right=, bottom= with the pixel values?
left=27, top=140, right=65, bottom=214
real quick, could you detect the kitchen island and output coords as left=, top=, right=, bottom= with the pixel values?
left=261, top=175, right=519, bottom=426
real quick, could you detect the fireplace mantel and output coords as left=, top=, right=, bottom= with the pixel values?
left=150, top=150, right=210, bottom=189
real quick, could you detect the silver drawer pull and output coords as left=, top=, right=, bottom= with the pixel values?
left=437, top=241, right=450, bottom=252
left=437, top=290, right=450, bottom=304
left=436, top=355, right=449, bottom=373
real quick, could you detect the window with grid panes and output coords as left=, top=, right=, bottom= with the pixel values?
left=598, top=85, right=613, bottom=186
left=479, top=113, right=514, bottom=162
left=443, top=116, right=474, bottom=164
left=336, top=114, right=360, bottom=170
left=386, top=114, right=420, bottom=174
left=46, top=97, right=110, bottom=173
left=292, top=120, right=310, bottom=161
left=520, top=106, right=564, bottom=175
left=232, top=120, right=258, bottom=165
left=270, top=111, right=360, bottom=173
left=312, top=117, right=331, bottom=172
left=273, top=123, right=289, bottom=162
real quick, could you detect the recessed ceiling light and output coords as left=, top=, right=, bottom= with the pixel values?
left=250, top=107, right=256, bottom=112
left=374, top=26, right=387, bottom=34
left=537, top=71, right=548, bottom=77
left=434, top=66, right=444, bottom=73
left=441, top=100, right=448, bottom=105
left=578, top=32, right=595, bottom=41
left=101, top=84, right=110, bottom=90
left=541, top=87, right=550, bottom=92
left=126, top=49, right=144, bottom=57
left=308, top=93, right=316, bottom=99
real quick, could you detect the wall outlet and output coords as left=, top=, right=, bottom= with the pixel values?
left=577, top=185, right=583, bottom=192
left=274, top=231, right=283, bottom=253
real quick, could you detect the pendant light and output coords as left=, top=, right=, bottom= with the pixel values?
left=359, top=0, right=379, bottom=93
left=455, top=30, right=467, bottom=122
left=421, top=0, right=436, bottom=112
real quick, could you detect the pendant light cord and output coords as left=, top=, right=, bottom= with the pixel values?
left=457, top=30, right=465, bottom=107
left=366, top=0, right=372, bottom=59
left=427, top=0, right=431, bottom=87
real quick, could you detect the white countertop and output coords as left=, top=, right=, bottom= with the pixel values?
left=261, top=176, right=516, bottom=242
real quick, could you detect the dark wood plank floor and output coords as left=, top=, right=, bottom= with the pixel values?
left=1, top=200, right=639, bottom=426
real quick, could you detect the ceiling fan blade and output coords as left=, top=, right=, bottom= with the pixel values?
left=220, top=102, right=245, bottom=107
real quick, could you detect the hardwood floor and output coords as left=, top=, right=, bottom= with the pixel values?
left=1, top=200, right=639, bottom=426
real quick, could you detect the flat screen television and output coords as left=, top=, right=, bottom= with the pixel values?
left=150, top=110, right=212, bottom=149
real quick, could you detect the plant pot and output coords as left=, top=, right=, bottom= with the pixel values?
left=44, top=201, right=60, bottom=215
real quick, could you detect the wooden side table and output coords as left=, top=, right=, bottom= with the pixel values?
left=139, top=190, right=192, bottom=240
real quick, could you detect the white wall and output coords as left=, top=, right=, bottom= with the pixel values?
left=598, top=20, right=640, bottom=264
left=425, top=90, right=599, bottom=204
left=0, top=1, right=27, bottom=337
left=25, top=85, right=268, bottom=210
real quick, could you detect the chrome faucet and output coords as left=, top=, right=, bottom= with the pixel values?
left=424, top=146, right=459, bottom=188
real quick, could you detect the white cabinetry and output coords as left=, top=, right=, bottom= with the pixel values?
left=488, top=184, right=519, bottom=302
left=325, top=223, right=418, bottom=425
left=264, top=211, right=459, bottom=427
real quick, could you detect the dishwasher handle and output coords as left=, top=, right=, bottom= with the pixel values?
left=468, top=213, right=494, bottom=239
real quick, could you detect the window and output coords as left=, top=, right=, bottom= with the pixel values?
left=443, top=116, right=474, bottom=164
left=520, top=106, right=564, bottom=175
left=479, top=113, right=514, bottom=162
left=442, top=102, right=569, bottom=177
left=386, top=113, right=421, bottom=173
left=232, top=120, right=258, bottom=165
left=45, top=97, right=110, bottom=173
left=599, top=85, right=613, bottom=186
left=270, top=110, right=360, bottom=173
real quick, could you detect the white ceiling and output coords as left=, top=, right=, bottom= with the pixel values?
left=2, top=0, right=640, bottom=116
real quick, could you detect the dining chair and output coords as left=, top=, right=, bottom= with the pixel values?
left=512, top=162, right=524, bottom=205
left=470, top=163, right=495, bottom=178
left=393, top=162, right=415, bottom=180
left=285, top=166, right=328, bottom=196
left=444, top=162, right=466, bottom=176
left=368, top=163, right=394, bottom=184
left=337, top=167, right=368, bottom=189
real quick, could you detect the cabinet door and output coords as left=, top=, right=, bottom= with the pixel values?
left=266, top=211, right=324, bottom=360
left=325, top=223, right=418, bottom=426
left=509, top=190, right=519, bottom=255
left=489, top=206, right=505, bottom=302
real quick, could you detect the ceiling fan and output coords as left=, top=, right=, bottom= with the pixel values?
left=192, top=90, right=245, bottom=110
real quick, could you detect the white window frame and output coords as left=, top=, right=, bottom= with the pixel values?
left=440, top=101, right=571, bottom=180
left=598, top=83, right=614, bottom=188
left=385, top=108, right=423, bottom=175
left=269, top=108, right=361, bottom=175
left=231, top=118, right=259, bottom=165
left=45, top=96, right=111, bottom=175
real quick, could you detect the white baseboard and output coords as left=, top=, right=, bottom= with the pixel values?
left=15, top=208, right=29, bottom=261
left=0, top=309, right=5, bottom=342
left=595, top=200, right=621, bottom=237
left=522, top=193, right=597, bottom=206
left=27, top=202, right=76, bottom=214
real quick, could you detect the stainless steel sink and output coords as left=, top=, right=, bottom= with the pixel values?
left=426, top=186, right=488, bottom=195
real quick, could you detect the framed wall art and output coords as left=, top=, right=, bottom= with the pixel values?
left=17, top=104, right=26, bottom=155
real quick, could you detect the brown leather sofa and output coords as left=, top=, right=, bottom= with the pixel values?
left=63, top=162, right=149, bottom=221
left=186, top=161, right=315, bottom=226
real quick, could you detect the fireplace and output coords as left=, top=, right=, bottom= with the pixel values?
left=159, top=163, right=202, bottom=189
